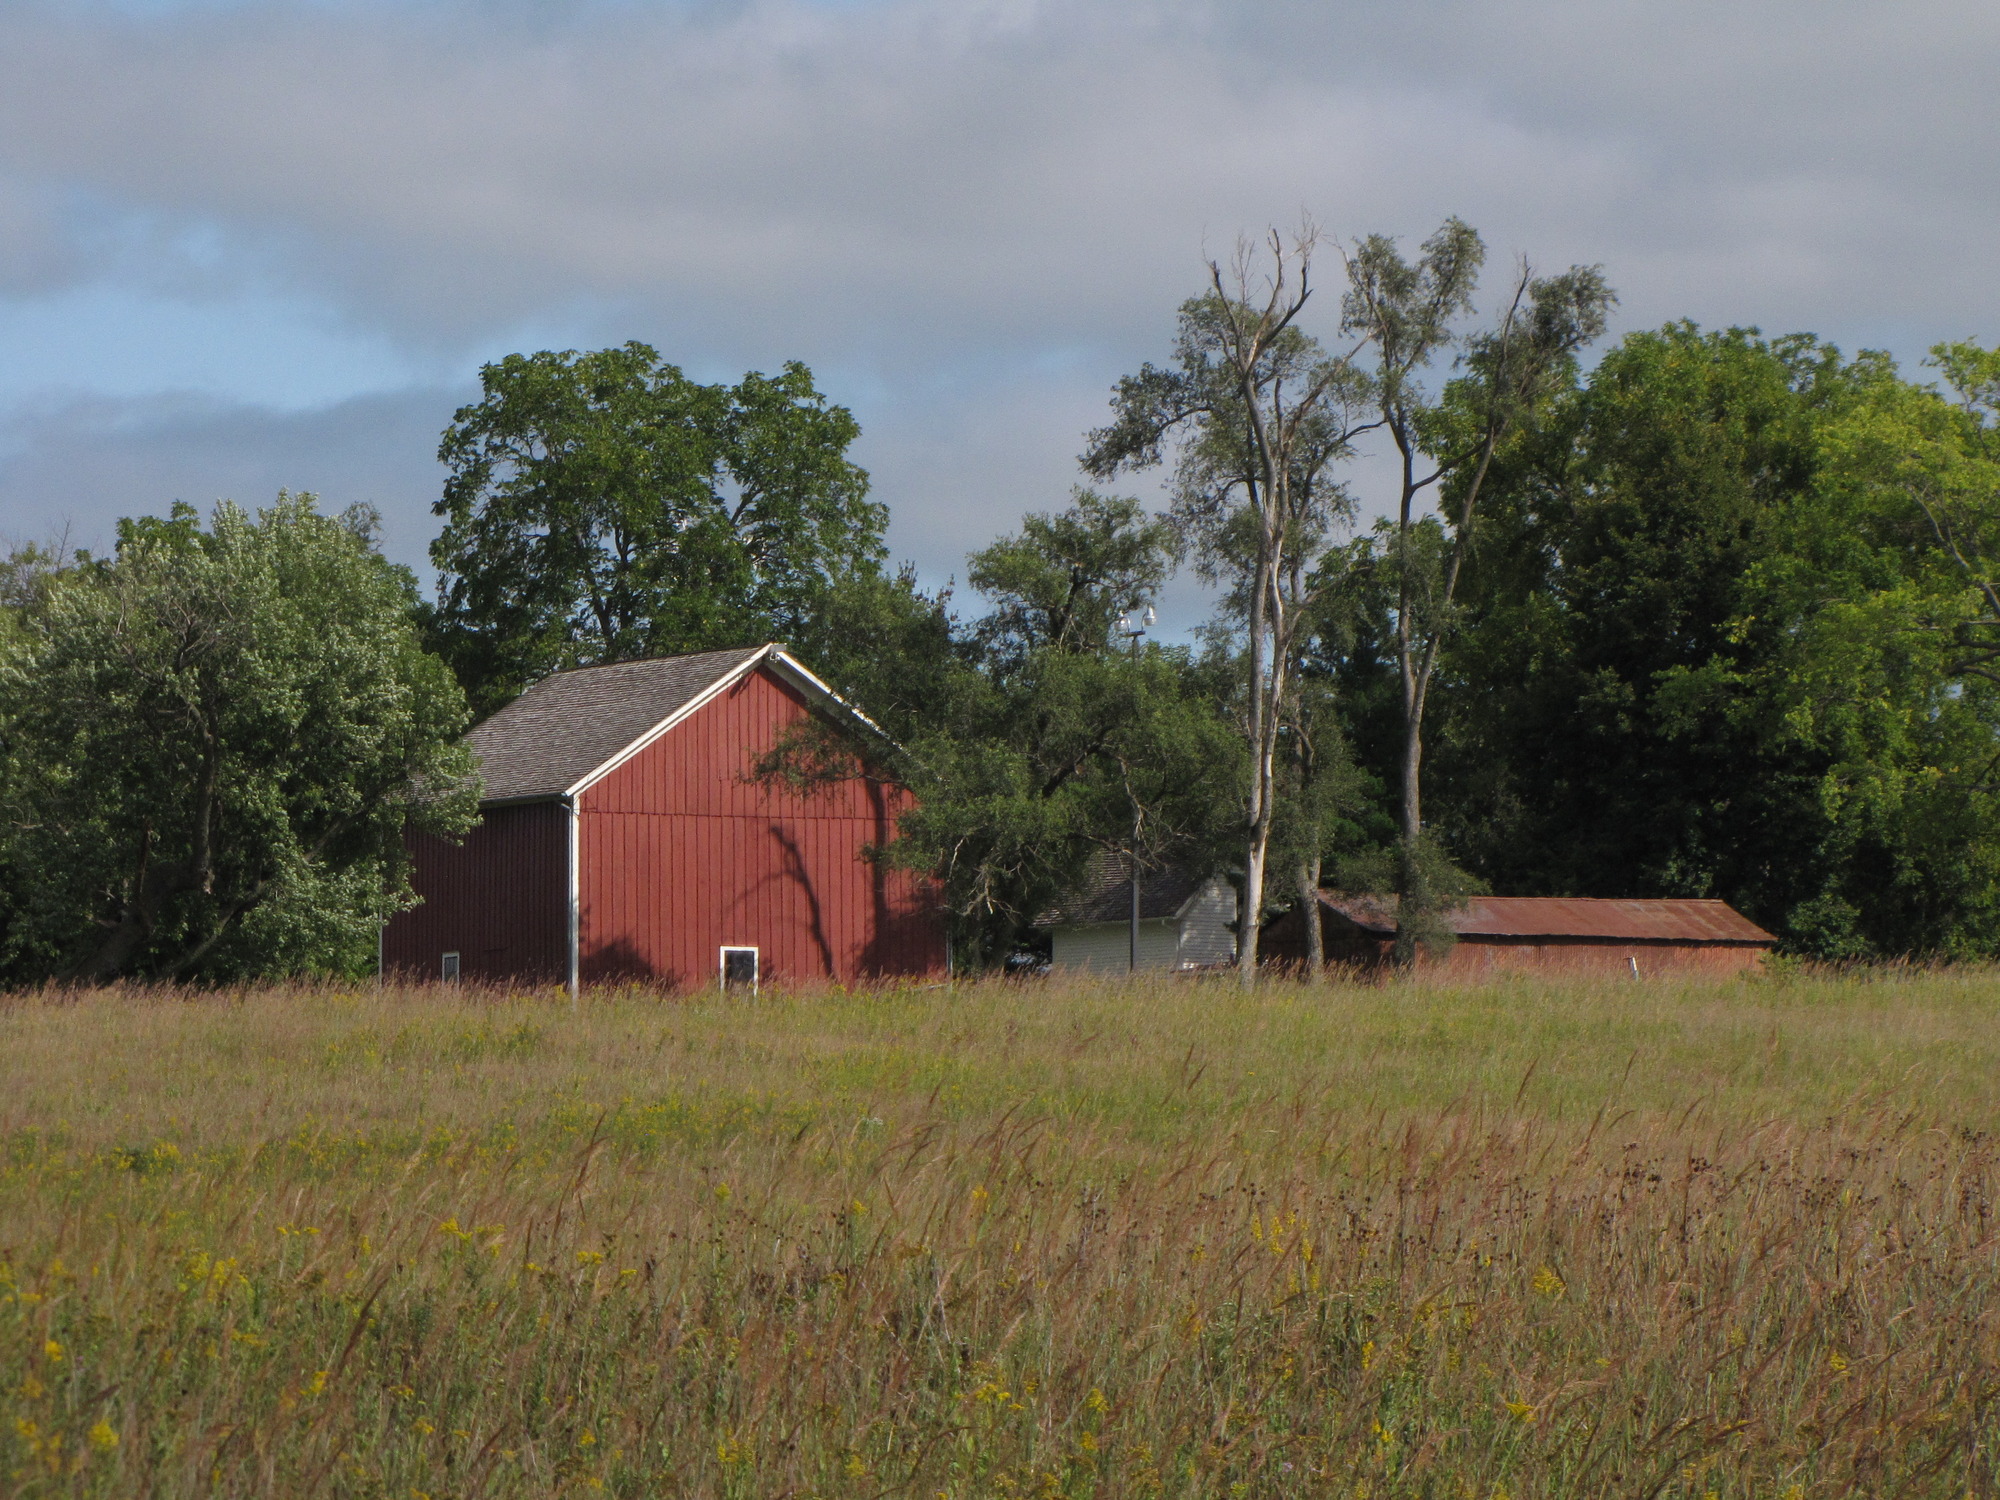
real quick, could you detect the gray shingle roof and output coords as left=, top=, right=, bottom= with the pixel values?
left=1037, top=851, right=1211, bottom=926
left=468, top=646, right=769, bottom=803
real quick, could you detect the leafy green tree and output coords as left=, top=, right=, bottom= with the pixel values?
left=425, top=343, right=885, bottom=713
left=880, top=492, right=1237, bottom=966
left=1084, top=224, right=1609, bottom=974
left=785, top=561, right=962, bottom=748
left=1259, top=671, right=1372, bottom=978
left=1429, top=324, right=2000, bottom=957
left=966, top=488, right=1179, bottom=664
left=1341, top=224, right=1613, bottom=960
left=0, top=494, right=477, bottom=982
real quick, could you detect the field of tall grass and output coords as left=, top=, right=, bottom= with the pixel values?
left=3, top=968, right=1998, bottom=1498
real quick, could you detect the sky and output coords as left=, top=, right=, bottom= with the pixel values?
left=0, top=0, right=1994, bottom=634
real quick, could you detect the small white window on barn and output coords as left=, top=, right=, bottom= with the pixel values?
left=720, top=946, right=759, bottom=995
left=441, top=951, right=460, bottom=982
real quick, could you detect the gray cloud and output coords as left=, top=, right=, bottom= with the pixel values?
left=0, top=0, right=1993, bottom=631
left=3, top=0, right=1987, bottom=346
left=0, top=388, right=460, bottom=572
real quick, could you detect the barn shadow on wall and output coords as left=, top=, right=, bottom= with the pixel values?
left=857, top=773, right=939, bottom=977
left=581, top=935, right=680, bottom=988
left=767, top=821, right=837, bottom=977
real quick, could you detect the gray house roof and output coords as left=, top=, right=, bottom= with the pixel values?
left=1036, top=852, right=1222, bottom=926
left=468, top=644, right=874, bottom=805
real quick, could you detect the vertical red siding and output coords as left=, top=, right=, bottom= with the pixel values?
left=577, top=666, right=947, bottom=987
left=382, top=801, right=567, bottom=984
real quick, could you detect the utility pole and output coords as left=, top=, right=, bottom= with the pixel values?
left=1118, top=606, right=1156, bottom=973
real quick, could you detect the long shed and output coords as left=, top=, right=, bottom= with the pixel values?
left=381, top=645, right=946, bottom=991
left=1262, top=893, right=1775, bottom=977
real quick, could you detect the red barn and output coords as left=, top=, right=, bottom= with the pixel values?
left=382, top=645, right=947, bottom=991
left=1263, top=893, right=1775, bottom=978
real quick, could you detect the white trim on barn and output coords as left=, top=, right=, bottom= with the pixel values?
left=564, top=793, right=580, bottom=1002
left=563, top=647, right=775, bottom=797
left=562, top=644, right=894, bottom=800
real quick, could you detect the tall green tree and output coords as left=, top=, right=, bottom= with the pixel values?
left=1085, top=223, right=1608, bottom=973
left=1340, top=224, right=1613, bottom=960
left=1429, top=324, right=2000, bottom=957
left=0, top=494, right=477, bottom=982
left=425, top=343, right=886, bottom=713
left=880, top=492, right=1237, bottom=966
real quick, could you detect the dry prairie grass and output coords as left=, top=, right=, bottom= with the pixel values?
left=2, top=968, right=1999, bottom=1497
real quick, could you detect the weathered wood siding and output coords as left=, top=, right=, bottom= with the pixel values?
left=382, top=801, right=567, bottom=984
left=577, top=666, right=946, bottom=987
left=1429, top=940, right=1767, bottom=978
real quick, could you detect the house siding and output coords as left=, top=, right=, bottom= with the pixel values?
left=1176, top=879, right=1238, bottom=967
left=1047, top=876, right=1238, bottom=973
left=1052, top=918, right=1181, bottom=973
left=576, top=665, right=946, bottom=987
left=382, top=801, right=567, bottom=984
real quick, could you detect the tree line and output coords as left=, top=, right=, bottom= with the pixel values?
left=5, top=219, right=2000, bottom=983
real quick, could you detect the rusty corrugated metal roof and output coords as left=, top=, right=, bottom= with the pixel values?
left=1316, top=894, right=1775, bottom=945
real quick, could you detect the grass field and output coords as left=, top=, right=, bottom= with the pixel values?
left=3, top=969, right=1999, bottom=1498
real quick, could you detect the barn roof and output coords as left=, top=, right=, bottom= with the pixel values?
left=1036, top=853, right=1222, bottom=927
left=468, top=644, right=871, bottom=805
left=1314, top=893, right=1775, bottom=945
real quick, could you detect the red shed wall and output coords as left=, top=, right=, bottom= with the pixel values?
left=577, top=666, right=946, bottom=987
left=382, top=801, right=567, bottom=984
left=1425, top=939, right=1766, bottom=979
left=1262, top=908, right=1767, bottom=978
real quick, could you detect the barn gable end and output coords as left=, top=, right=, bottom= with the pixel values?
left=577, top=664, right=941, bottom=986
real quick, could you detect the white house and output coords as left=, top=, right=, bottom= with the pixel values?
left=1037, top=855, right=1238, bottom=973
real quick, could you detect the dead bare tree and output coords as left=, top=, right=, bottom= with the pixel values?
left=1087, top=227, right=1368, bottom=983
